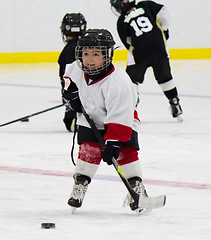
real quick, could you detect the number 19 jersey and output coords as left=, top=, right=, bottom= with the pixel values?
left=117, top=1, right=170, bottom=63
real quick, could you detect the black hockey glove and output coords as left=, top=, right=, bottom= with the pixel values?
left=62, top=89, right=82, bottom=113
left=101, top=141, right=122, bottom=165
left=63, top=107, right=76, bottom=132
left=164, top=29, right=169, bottom=40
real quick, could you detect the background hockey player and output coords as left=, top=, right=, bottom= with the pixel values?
left=62, top=28, right=149, bottom=213
left=110, top=0, right=183, bottom=122
left=58, top=13, right=87, bottom=131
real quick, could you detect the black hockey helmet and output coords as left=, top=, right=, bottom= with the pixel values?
left=60, top=13, right=87, bottom=42
left=110, top=0, right=135, bottom=14
left=75, top=29, right=116, bottom=75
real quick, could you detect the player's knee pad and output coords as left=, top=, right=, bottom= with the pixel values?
left=78, top=142, right=103, bottom=165
left=117, top=147, right=139, bottom=166
left=117, top=148, right=142, bottom=179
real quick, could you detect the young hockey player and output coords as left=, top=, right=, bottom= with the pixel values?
left=58, top=13, right=87, bottom=131
left=110, top=0, right=183, bottom=122
left=62, top=29, right=148, bottom=213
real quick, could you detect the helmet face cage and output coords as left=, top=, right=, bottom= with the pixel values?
left=75, top=29, right=115, bottom=76
left=75, top=46, right=113, bottom=75
left=61, top=13, right=87, bottom=42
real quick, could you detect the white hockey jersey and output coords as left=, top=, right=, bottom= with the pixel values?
left=63, top=61, right=140, bottom=142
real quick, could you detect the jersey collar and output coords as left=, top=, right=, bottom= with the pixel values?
left=84, top=64, right=115, bottom=86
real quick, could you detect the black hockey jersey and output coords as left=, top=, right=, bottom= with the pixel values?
left=117, top=1, right=169, bottom=63
left=58, top=39, right=77, bottom=88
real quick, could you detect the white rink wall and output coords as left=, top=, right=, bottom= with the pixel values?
left=0, top=0, right=210, bottom=53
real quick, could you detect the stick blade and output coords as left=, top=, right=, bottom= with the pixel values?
left=138, top=195, right=166, bottom=209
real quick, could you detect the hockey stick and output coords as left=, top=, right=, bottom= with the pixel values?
left=0, top=104, right=64, bottom=127
left=81, top=106, right=166, bottom=210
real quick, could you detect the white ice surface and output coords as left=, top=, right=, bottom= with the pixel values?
left=0, top=60, right=211, bottom=240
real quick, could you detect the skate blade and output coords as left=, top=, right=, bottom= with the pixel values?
left=177, top=115, right=183, bottom=122
left=71, top=207, right=77, bottom=214
left=135, top=208, right=152, bottom=215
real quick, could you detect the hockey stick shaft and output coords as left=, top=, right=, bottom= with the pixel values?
left=0, top=103, right=64, bottom=127
left=81, top=106, right=139, bottom=204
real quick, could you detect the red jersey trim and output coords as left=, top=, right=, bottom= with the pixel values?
left=63, top=76, right=71, bottom=89
left=134, top=110, right=141, bottom=122
left=104, top=123, right=132, bottom=142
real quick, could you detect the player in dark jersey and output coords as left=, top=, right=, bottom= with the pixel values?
left=110, top=0, right=183, bottom=122
left=58, top=13, right=87, bottom=131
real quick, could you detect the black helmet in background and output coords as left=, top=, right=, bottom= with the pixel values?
left=110, top=0, right=135, bottom=14
left=60, top=13, right=87, bottom=42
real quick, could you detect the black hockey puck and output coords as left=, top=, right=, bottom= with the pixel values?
left=41, top=223, right=55, bottom=229
left=20, top=118, right=29, bottom=122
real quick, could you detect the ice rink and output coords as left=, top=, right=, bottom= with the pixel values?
left=0, top=60, right=211, bottom=240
